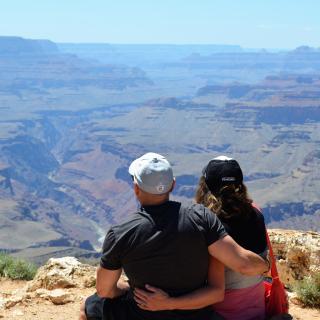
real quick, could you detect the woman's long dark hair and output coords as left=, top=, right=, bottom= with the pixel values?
left=195, top=176, right=253, bottom=219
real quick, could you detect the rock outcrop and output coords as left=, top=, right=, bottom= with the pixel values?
left=27, top=256, right=96, bottom=291
left=0, top=257, right=96, bottom=311
left=269, top=229, right=320, bottom=286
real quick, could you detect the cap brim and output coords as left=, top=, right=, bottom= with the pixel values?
left=201, top=165, right=207, bottom=176
left=128, top=158, right=139, bottom=176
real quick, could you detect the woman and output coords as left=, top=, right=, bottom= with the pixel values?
left=134, top=156, right=268, bottom=320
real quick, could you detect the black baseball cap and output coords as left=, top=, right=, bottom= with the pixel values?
left=202, top=156, right=243, bottom=194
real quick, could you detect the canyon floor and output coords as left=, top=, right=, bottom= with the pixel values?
left=1, top=278, right=319, bottom=320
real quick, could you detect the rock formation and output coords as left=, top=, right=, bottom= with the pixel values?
left=0, top=257, right=96, bottom=310
left=268, top=229, right=320, bottom=286
left=27, top=256, right=96, bottom=291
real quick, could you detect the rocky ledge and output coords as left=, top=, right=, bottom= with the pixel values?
left=0, top=257, right=96, bottom=310
left=0, top=229, right=319, bottom=319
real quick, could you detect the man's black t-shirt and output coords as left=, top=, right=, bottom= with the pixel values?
left=101, top=201, right=226, bottom=294
left=99, top=200, right=227, bottom=319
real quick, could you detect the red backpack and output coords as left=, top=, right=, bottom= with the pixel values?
left=252, top=203, right=289, bottom=317
left=264, top=229, right=289, bottom=317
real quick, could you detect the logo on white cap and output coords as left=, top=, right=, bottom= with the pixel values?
left=157, top=184, right=165, bottom=192
left=128, top=152, right=174, bottom=195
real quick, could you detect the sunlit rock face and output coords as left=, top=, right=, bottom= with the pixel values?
left=268, top=229, right=320, bottom=286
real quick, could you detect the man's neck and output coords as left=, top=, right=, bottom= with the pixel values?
left=139, top=197, right=170, bottom=207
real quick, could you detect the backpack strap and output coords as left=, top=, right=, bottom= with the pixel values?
left=252, top=202, right=278, bottom=278
left=265, top=227, right=279, bottom=279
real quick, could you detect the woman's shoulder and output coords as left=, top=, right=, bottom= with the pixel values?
left=250, top=204, right=266, bottom=224
left=221, top=204, right=267, bottom=253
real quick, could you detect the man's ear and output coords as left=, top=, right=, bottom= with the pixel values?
left=169, top=178, right=176, bottom=192
left=134, top=183, right=140, bottom=196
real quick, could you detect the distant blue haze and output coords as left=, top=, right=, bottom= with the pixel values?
left=0, top=0, right=319, bottom=48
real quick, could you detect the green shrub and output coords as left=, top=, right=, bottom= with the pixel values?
left=294, top=273, right=320, bottom=308
left=0, top=252, right=37, bottom=280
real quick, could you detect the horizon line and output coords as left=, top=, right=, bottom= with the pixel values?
left=1, top=35, right=318, bottom=51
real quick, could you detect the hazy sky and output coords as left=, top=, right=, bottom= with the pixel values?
left=1, top=0, right=319, bottom=48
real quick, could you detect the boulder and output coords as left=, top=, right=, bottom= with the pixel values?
left=268, top=229, right=320, bottom=286
left=2, top=257, right=95, bottom=310
left=35, top=288, right=51, bottom=297
left=47, top=289, right=74, bottom=305
left=27, top=257, right=96, bottom=291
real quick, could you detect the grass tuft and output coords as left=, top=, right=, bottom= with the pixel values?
left=294, top=273, right=320, bottom=308
left=0, top=252, right=37, bottom=280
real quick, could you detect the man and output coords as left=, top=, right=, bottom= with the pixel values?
left=80, top=152, right=269, bottom=320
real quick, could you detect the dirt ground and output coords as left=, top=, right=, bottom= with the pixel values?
left=1, top=279, right=319, bottom=320
left=0, top=278, right=95, bottom=320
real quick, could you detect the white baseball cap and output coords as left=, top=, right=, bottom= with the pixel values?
left=128, top=152, right=174, bottom=195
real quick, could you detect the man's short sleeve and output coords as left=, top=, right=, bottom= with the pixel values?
left=202, top=206, right=228, bottom=246
left=100, top=229, right=122, bottom=270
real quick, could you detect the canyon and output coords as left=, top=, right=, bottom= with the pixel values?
left=0, top=37, right=319, bottom=261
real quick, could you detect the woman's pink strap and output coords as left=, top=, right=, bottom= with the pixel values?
left=265, top=228, right=279, bottom=278
left=252, top=202, right=279, bottom=278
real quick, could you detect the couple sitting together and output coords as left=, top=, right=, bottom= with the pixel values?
left=80, top=153, right=269, bottom=320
